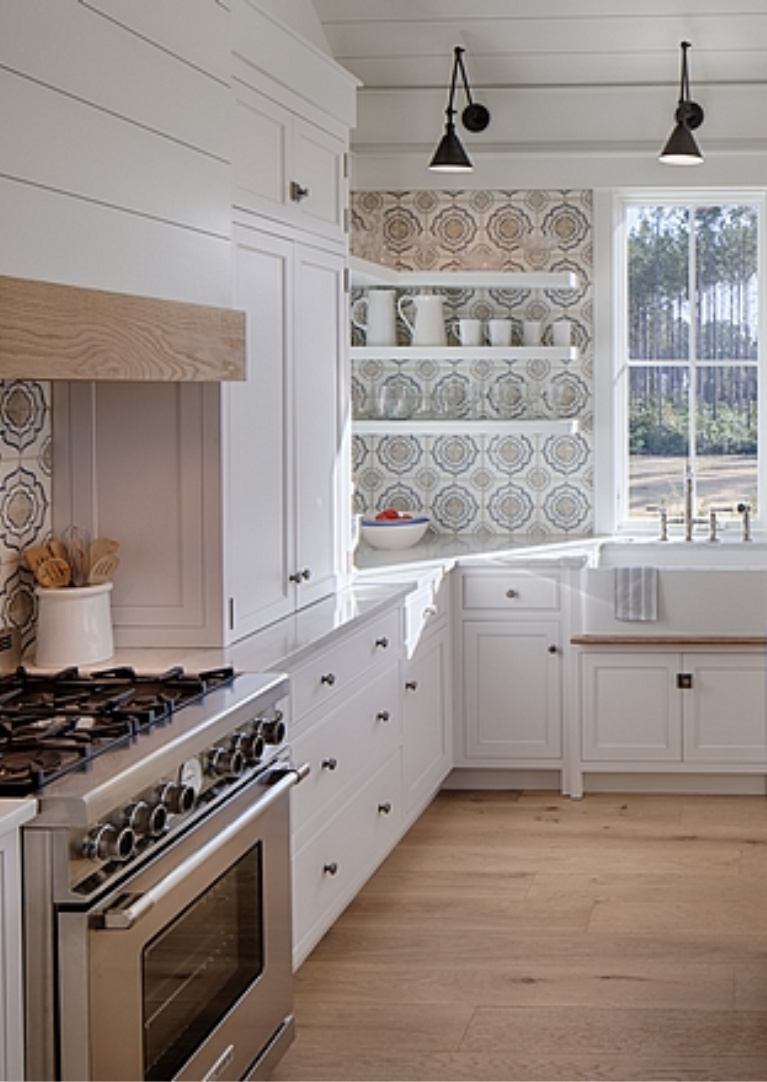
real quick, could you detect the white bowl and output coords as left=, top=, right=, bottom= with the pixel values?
left=359, top=516, right=430, bottom=550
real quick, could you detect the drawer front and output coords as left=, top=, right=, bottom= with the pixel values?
left=462, top=571, right=560, bottom=612
left=290, top=608, right=400, bottom=722
left=292, top=750, right=402, bottom=966
left=291, top=663, right=400, bottom=844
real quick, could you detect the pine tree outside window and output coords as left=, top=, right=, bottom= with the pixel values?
left=622, top=198, right=762, bottom=525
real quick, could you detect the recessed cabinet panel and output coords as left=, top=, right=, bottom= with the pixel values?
left=685, top=653, right=767, bottom=763
left=581, top=654, right=682, bottom=762
left=463, top=620, right=562, bottom=760
left=227, top=231, right=293, bottom=634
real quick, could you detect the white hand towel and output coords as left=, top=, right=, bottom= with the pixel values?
left=614, top=567, right=658, bottom=621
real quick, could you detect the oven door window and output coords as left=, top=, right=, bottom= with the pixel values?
left=142, top=842, right=263, bottom=1081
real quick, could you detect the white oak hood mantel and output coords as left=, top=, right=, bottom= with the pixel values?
left=0, top=275, right=247, bottom=381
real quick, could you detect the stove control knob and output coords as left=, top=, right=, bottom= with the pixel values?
left=125, top=800, right=168, bottom=839
left=157, top=781, right=196, bottom=816
left=207, top=746, right=245, bottom=778
left=84, top=823, right=136, bottom=863
left=237, top=731, right=265, bottom=764
left=259, top=714, right=286, bottom=745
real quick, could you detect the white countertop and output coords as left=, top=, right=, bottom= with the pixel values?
left=0, top=798, right=37, bottom=836
left=354, top=532, right=598, bottom=572
left=63, top=580, right=413, bottom=677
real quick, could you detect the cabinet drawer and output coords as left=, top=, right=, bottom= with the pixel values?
left=291, top=664, right=400, bottom=845
left=462, top=571, right=560, bottom=612
left=292, top=750, right=402, bottom=966
left=290, top=609, right=400, bottom=722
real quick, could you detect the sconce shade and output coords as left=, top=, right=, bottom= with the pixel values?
left=428, top=46, right=489, bottom=172
left=659, top=42, right=704, bottom=165
left=429, top=120, right=474, bottom=172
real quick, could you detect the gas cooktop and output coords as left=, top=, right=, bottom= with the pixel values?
left=0, top=665, right=237, bottom=795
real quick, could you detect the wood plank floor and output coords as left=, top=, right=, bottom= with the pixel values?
left=272, top=789, right=767, bottom=1081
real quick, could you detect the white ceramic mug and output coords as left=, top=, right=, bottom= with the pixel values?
left=552, top=319, right=572, bottom=347
left=451, top=318, right=483, bottom=346
left=522, top=320, right=542, bottom=346
left=486, top=318, right=513, bottom=347
left=351, top=289, right=397, bottom=346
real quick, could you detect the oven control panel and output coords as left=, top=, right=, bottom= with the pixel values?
left=71, top=707, right=288, bottom=894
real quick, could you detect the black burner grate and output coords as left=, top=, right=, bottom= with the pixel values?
left=0, top=665, right=237, bottom=795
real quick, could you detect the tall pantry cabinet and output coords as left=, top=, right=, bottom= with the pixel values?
left=52, top=1, right=357, bottom=646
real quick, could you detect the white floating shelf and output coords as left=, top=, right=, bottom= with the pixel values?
left=350, top=345, right=578, bottom=361
left=354, top=419, right=580, bottom=437
left=350, top=256, right=580, bottom=291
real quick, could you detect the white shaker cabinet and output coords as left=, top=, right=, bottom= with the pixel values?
left=52, top=224, right=346, bottom=646
left=458, top=567, right=564, bottom=766
left=580, top=649, right=767, bottom=766
left=401, top=581, right=453, bottom=820
left=0, top=801, right=36, bottom=1082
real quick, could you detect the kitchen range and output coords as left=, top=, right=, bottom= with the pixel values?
left=0, top=663, right=307, bottom=1082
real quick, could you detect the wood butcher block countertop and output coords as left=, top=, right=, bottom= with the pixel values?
left=571, top=634, right=767, bottom=646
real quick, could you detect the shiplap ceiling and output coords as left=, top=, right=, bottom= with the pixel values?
left=312, top=0, right=767, bottom=182
left=313, top=0, right=767, bottom=94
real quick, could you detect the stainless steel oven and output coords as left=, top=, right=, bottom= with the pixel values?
left=14, top=667, right=307, bottom=1082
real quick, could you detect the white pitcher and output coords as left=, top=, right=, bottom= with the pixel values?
left=397, top=293, right=447, bottom=346
left=351, top=289, right=397, bottom=346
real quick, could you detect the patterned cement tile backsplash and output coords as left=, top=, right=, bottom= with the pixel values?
left=351, top=189, right=593, bottom=538
left=0, top=380, right=52, bottom=658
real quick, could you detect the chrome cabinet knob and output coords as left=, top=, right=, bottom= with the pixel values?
left=405, top=680, right=418, bottom=692
left=290, top=181, right=310, bottom=202
left=322, top=757, right=338, bottom=771
left=375, top=636, right=389, bottom=649
left=323, top=861, right=339, bottom=876
left=378, top=802, right=392, bottom=815
left=320, top=672, right=336, bottom=687
left=376, top=710, right=390, bottom=723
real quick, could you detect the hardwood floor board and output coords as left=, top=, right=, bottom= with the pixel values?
left=274, top=792, right=767, bottom=1082
left=359, top=867, right=535, bottom=901
left=459, top=1005, right=767, bottom=1057
left=587, top=898, right=767, bottom=936
left=527, top=870, right=754, bottom=904
left=733, top=963, right=767, bottom=1010
left=338, top=894, right=593, bottom=934
left=293, top=957, right=734, bottom=1010
left=273, top=1049, right=767, bottom=1082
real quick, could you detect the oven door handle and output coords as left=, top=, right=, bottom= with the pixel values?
left=99, top=762, right=310, bottom=930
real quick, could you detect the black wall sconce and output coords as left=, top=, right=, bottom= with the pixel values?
left=429, top=46, right=490, bottom=172
left=659, top=41, right=704, bottom=165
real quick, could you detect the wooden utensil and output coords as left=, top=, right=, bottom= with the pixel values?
left=35, top=557, right=72, bottom=588
left=89, top=536, right=119, bottom=568
left=88, top=553, right=120, bottom=585
left=23, top=543, right=53, bottom=575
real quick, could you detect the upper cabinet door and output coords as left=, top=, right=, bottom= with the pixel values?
left=292, top=242, right=346, bottom=608
left=232, top=80, right=347, bottom=242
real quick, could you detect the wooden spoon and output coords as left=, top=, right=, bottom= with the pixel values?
left=88, top=553, right=120, bottom=585
left=35, top=557, right=72, bottom=589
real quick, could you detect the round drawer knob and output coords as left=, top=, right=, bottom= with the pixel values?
left=375, top=636, right=389, bottom=649
left=548, top=644, right=558, bottom=654
left=376, top=710, right=390, bottom=723
left=321, top=757, right=338, bottom=771
left=323, top=861, right=339, bottom=876
left=320, top=672, right=336, bottom=687
left=405, top=680, right=418, bottom=692
left=506, top=588, right=518, bottom=599
left=378, top=802, right=392, bottom=815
